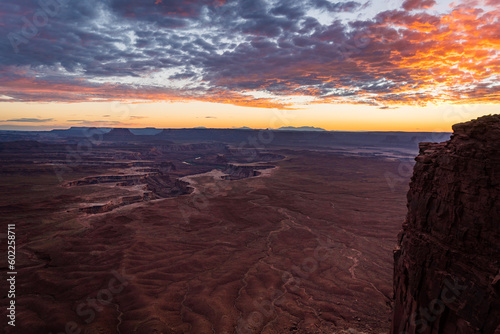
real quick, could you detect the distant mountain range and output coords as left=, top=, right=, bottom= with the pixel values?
left=275, top=126, right=327, bottom=131
left=46, top=125, right=328, bottom=133
left=0, top=126, right=453, bottom=155
left=233, top=126, right=327, bottom=131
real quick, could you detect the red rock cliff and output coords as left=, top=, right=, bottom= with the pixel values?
left=392, top=115, right=500, bottom=334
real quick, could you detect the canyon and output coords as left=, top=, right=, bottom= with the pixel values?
left=1, top=129, right=413, bottom=333
left=2, top=121, right=498, bottom=333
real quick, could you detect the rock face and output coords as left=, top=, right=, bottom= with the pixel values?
left=392, top=115, right=500, bottom=334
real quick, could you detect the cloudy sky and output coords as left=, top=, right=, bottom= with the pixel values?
left=0, top=0, right=498, bottom=131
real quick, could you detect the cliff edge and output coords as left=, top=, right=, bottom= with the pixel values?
left=392, top=115, right=500, bottom=334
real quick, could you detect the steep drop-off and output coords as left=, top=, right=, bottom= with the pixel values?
left=392, top=115, right=500, bottom=333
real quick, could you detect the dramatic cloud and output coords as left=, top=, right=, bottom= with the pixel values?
left=402, top=0, right=436, bottom=11
left=66, top=120, right=134, bottom=127
left=1, top=118, right=54, bottom=123
left=0, top=0, right=498, bottom=109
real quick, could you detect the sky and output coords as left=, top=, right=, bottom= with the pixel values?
left=0, top=0, right=498, bottom=131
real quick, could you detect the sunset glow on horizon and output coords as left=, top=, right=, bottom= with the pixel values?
left=0, top=0, right=499, bottom=131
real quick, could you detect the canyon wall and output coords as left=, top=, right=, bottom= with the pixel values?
left=392, top=115, right=500, bottom=334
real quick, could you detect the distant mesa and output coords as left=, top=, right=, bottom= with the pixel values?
left=275, top=126, right=327, bottom=131
left=85, top=127, right=109, bottom=135
left=103, top=128, right=136, bottom=141
left=155, top=129, right=170, bottom=135
left=50, top=126, right=111, bottom=137
left=129, top=127, right=162, bottom=135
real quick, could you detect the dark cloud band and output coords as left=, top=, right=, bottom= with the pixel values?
left=0, top=0, right=497, bottom=108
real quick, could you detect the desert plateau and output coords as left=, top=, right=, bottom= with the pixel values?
left=1, top=127, right=430, bottom=333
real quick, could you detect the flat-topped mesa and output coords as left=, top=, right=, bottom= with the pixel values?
left=391, top=115, right=500, bottom=334
left=103, top=128, right=136, bottom=141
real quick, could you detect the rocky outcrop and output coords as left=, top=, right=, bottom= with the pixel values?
left=215, top=154, right=228, bottom=164
left=79, top=191, right=155, bottom=214
left=66, top=174, right=156, bottom=186
left=79, top=176, right=192, bottom=214
left=158, top=161, right=176, bottom=172
left=392, top=115, right=500, bottom=333
left=144, top=175, right=192, bottom=197
left=221, top=164, right=273, bottom=180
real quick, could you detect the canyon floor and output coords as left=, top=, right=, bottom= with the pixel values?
left=1, top=140, right=411, bottom=333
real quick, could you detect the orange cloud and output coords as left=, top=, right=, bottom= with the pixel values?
left=1, top=1, right=497, bottom=109
left=0, top=75, right=293, bottom=109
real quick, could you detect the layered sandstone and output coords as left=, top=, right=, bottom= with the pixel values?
left=392, top=115, right=500, bottom=333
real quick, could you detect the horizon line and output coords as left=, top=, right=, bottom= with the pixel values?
left=0, top=126, right=453, bottom=134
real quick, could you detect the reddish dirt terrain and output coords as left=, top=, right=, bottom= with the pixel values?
left=1, top=148, right=409, bottom=333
